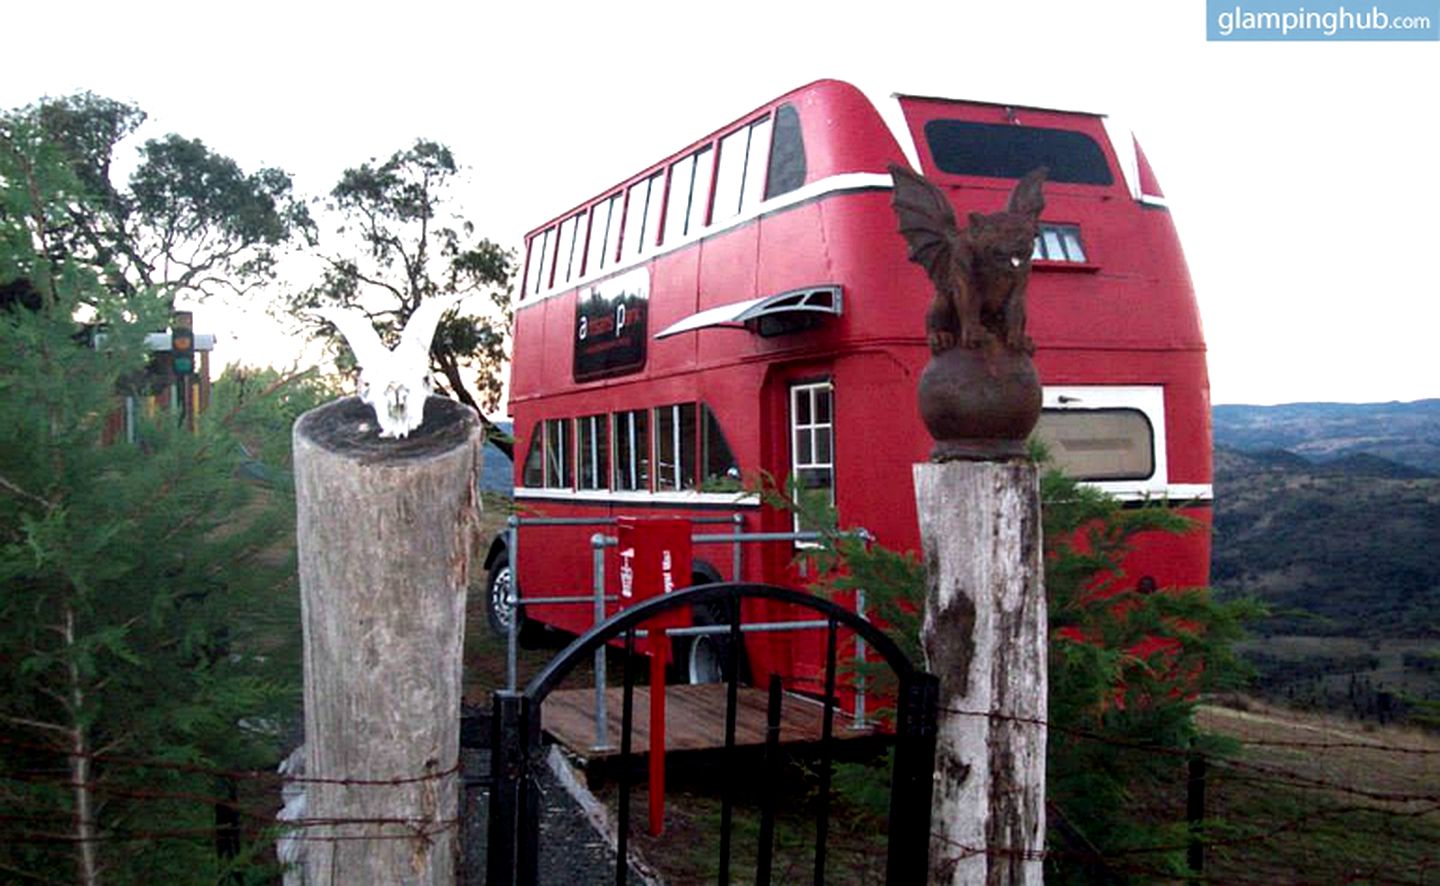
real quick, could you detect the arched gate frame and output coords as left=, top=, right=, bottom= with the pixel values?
left=486, top=582, right=940, bottom=885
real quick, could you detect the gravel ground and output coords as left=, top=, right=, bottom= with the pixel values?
left=462, top=747, right=648, bottom=885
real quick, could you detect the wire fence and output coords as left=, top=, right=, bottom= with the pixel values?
left=2, top=698, right=1437, bottom=881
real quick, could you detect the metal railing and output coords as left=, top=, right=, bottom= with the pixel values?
left=498, top=515, right=873, bottom=750
left=486, top=582, right=939, bottom=886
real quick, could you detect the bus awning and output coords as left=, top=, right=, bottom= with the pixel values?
left=654, top=286, right=843, bottom=339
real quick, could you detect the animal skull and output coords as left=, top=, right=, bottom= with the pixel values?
left=317, top=294, right=463, bottom=439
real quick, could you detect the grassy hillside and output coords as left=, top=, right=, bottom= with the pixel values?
left=1212, top=446, right=1440, bottom=638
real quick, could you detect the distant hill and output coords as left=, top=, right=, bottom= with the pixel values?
left=1213, top=399, right=1440, bottom=475
left=481, top=421, right=513, bottom=495
left=1212, top=445, right=1440, bottom=638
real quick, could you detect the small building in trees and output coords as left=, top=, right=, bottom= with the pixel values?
left=105, top=313, right=216, bottom=441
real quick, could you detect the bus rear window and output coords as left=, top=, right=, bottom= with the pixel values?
left=1033, top=409, right=1153, bottom=480
left=923, top=120, right=1113, bottom=185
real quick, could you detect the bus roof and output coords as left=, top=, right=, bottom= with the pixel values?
left=522, top=79, right=1147, bottom=241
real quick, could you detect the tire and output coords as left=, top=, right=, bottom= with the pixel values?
left=484, top=550, right=523, bottom=639
left=685, top=630, right=728, bottom=684
left=674, top=593, right=749, bottom=685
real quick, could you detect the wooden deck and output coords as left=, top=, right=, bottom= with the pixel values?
left=542, top=684, right=875, bottom=762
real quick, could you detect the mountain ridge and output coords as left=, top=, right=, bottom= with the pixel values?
left=1213, top=399, right=1440, bottom=475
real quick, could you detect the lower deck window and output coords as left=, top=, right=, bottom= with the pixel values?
left=790, top=382, right=834, bottom=531
left=521, top=422, right=544, bottom=487
left=577, top=414, right=608, bottom=490
left=655, top=402, right=697, bottom=491
left=612, top=409, right=650, bottom=491
left=523, top=403, right=740, bottom=496
left=701, top=404, right=740, bottom=491
left=1032, top=409, right=1154, bottom=480
left=544, top=418, right=571, bottom=488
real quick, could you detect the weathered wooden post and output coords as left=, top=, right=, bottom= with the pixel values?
left=915, top=460, right=1046, bottom=883
left=891, top=164, right=1049, bottom=884
left=293, top=395, right=481, bottom=885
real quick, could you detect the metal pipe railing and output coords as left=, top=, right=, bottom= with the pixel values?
left=498, top=515, right=874, bottom=749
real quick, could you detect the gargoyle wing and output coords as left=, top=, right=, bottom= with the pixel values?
left=888, top=163, right=964, bottom=289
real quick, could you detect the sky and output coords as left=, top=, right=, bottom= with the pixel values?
left=4, top=0, right=1437, bottom=408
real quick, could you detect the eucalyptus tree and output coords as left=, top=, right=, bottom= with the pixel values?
left=8, top=91, right=311, bottom=304
left=294, top=139, right=515, bottom=455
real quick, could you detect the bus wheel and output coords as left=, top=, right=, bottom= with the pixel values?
left=675, top=598, right=748, bottom=685
left=686, top=633, right=726, bottom=684
left=484, top=551, right=523, bottom=639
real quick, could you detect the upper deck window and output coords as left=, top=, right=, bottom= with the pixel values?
left=924, top=120, right=1114, bottom=185
left=764, top=104, right=806, bottom=200
left=526, top=227, right=556, bottom=298
left=587, top=193, right=623, bottom=275
left=1033, top=223, right=1087, bottom=263
left=712, top=115, right=773, bottom=224
left=663, top=146, right=714, bottom=245
left=554, top=211, right=587, bottom=288
left=622, top=172, right=664, bottom=261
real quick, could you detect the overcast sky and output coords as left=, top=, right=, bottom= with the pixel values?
left=4, top=0, right=1437, bottom=408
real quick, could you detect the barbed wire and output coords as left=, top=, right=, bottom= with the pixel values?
left=2, top=694, right=1434, bottom=876
left=0, top=819, right=460, bottom=845
left=0, top=732, right=460, bottom=787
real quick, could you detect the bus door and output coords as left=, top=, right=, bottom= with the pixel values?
left=751, top=365, right=837, bottom=693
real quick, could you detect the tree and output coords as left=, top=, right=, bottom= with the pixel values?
left=6, top=91, right=311, bottom=303
left=292, top=139, right=515, bottom=455
left=1, top=105, right=300, bottom=885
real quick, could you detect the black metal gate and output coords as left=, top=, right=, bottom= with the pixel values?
left=486, top=582, right=939, bottom=885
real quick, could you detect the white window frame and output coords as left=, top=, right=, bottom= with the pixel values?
left=789, top=381, right=835, bottom=537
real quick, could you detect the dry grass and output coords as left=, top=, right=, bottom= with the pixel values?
left=1197, top=697, right=1440, bottom=884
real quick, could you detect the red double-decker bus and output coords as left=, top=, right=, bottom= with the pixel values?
left=486, top=79, right=1211, bottom=692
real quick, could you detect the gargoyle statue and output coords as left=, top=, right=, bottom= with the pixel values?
left=317, top=293, right=463, bottom=439
left=889, top=164, right=1047, bottom=355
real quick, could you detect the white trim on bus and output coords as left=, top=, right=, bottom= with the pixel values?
left=1041, top=384, right=1211, bottom=503
left=858, top=86, right=924, bottom=172
left=514, top=488, right=762, bottom=508
left=519, top=172, right=893, bottom=312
